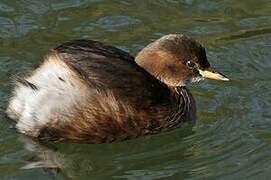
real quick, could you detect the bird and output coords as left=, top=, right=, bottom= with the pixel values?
left=6, top=34, right=229, bottom=143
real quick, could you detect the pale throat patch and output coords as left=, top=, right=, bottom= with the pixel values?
left=190, top=76, right=204, bottom=83
left=177, top=76, right=204, bottom=87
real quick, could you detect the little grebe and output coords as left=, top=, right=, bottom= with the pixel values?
left=6, top=34, right=228, bottom=143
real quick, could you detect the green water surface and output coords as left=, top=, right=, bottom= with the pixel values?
left=0, top=0, right=271, bottom=179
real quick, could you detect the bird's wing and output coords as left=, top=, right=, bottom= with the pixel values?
left=53, top=39, right=170, bottom=107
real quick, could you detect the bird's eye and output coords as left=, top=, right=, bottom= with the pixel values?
left=186, top=61, right=196, bottom=69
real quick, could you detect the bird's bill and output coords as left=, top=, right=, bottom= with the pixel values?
left=199, top=69, right=229, bottom=81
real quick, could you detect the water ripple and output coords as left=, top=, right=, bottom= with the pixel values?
left=0, top=3, right=14, bottom=13
left=95, top=16, right=141, bottom=31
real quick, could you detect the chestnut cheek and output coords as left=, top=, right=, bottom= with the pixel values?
left=167, top=65, right=178, bottom=75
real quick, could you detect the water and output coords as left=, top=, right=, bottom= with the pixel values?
left=0, top=0, right=271, bottom=179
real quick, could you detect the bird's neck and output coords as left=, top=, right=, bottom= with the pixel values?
left=166, top=86, right=196, bottom=128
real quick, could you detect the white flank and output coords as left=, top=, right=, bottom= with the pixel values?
left=6, top=53, right=89, bottom=137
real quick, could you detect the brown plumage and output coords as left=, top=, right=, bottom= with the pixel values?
left=6, top=34, right=228, bottom=143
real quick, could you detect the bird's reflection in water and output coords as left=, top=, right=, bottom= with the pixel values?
left=19, top=136, right=65, bottom=174
left=18, top=125, right=195, bottom=179
left=19, top=136, right=99, bottom=179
